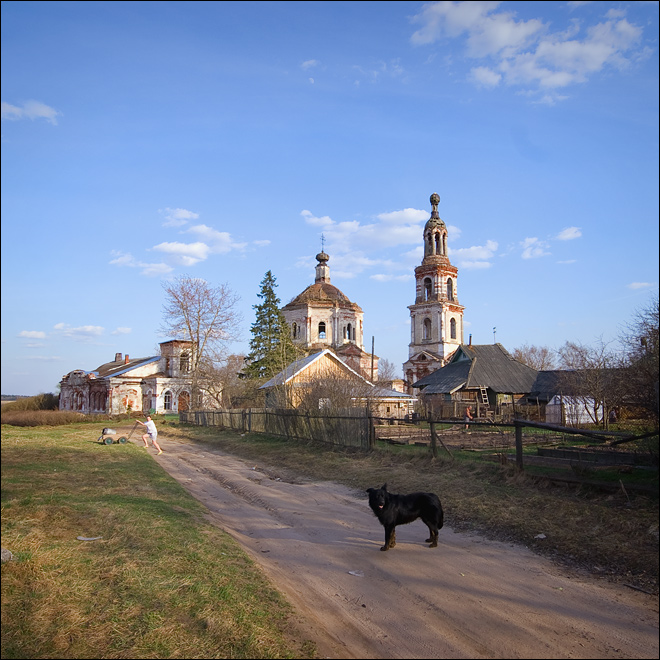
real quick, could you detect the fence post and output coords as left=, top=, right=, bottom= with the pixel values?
left=514, top=420, right=524, bottom=471
left=428, top=415, right=438, bottom=459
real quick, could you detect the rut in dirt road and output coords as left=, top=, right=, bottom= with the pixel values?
left=151, top=439, right=659, bottom=660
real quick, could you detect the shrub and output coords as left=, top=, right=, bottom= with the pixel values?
left=1, top=393, right=59, bottom=412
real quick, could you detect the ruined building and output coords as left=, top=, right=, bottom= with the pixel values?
left=403, top=193, right=465, bottom=392
left=58, top=340, right=209, bottom=414
left=281, top=249, right=379, bottom=380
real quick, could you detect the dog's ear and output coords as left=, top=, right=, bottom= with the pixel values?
left=366, top=488, right=374, bottom=494
left=382, top=483, right=388, bottom=491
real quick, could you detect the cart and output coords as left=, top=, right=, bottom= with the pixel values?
left=98, top=422, right=139, bottom=445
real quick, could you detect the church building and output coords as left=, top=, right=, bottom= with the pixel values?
left=281, top=249, right=379, bottom=380
left=403, top=193, right=465, bottom=392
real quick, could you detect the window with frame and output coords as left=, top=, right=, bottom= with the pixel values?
left=318, top=322, right=326, bottom=339
left=164, top=390, right=172, bottom=410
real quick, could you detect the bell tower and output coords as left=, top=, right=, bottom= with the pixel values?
left=403, top=193, right=465, bottom=391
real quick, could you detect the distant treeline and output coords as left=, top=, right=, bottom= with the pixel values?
left=1, top=395, right=30, bottom=401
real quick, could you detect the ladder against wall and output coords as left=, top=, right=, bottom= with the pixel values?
left=479, top=387, right=489, bottom=406
left=478, top=387, right=494, bottom=420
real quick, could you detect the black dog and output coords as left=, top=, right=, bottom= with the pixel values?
left=366, top=483, right=444, bottom=551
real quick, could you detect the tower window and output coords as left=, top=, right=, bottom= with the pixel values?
left=447, top=278, right=454, bottom=301
left=180, top=351, right=190, bottom=373
left=424, top=278, right=432, bottom=301
left=292, top=322, right=297, bottom=339
left=450, top=318, right=457, bottom=339
left=345, top=323, right=352, bottom=340
left=423, top=318, right=432, bottom=340
left=318, top=322, right=326, bottom=339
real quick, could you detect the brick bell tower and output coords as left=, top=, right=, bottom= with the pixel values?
left=403, top=193, right=465, bottom=392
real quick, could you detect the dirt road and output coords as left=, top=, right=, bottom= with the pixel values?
left=149, top=437, right=658, bottom=659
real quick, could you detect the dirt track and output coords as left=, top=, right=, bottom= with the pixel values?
left=147, top=437, right=658, bottom=659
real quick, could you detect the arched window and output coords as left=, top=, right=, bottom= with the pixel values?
left=345, top=323, right=352, bottom=340
left=423, top=318, right=432, bottom=340
left=292, top=322, right=297, bottom=339
left=318, top=322, right=326, bottom=339
left=450, top=318, right=457, bottom=339
left=447, top=278, right=454, bottom=301
left=434, top=233, right=441, bottom=254
left=180, top=351, right=190, bottom=373
left=424, top=278, right=432, bottom=301
left=164, top=390, right=172, bottom=410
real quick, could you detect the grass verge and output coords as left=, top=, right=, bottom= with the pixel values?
left=1, top=423, right=315, bottom=659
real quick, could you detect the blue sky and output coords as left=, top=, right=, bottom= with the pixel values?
left=2, top=0, right=658, bottom=396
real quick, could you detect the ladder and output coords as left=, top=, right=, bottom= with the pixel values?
left=479, top=387, right=489, bottom=407
left=479, top=387, right=492, bottom=420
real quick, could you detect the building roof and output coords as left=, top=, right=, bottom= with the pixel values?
left=90, top=355, right=160, bottom=380
left=260, top=349, right=373, bottom=389
left=413, top=343, right=538, bottom=394
left=260, top=349, right=416, bottom=401
left=283, top=282, right=362, bottom=309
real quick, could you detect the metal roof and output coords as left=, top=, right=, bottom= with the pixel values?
left=413, top=344, right=538, bottom=394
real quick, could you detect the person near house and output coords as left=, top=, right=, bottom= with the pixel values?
left=464, top=405, right=473, bottom=430
left=137, top=415, right=163, bottom=454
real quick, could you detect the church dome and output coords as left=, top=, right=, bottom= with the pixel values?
left=288, top=282, right=353, bottom=306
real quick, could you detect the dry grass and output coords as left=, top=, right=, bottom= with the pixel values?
left=1, top=422, right=315, bottom=659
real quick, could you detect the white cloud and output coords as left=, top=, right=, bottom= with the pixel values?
left=53, top=323, right=104, bottom=340
left=410, top=1, right=647, bottom=102
left=521, top=237, right=551, bottom=259
left=470, top=66, right=502, bottom=87
left=301, top=210, right=334, bottom=227
left=301, top=59, right=320, bottom=70
left=151, top=241, right=211, bottom=267
left=450, top=239, right=499, bottom=268
left=18, top=330, right=46, bottom=339
left=109, top=250, right=173, bottom=277
left=111, top=327, right=132, bottom=335
left=627, top=282, right=652, bottom=290
left=557, top=226, right=582, bottom=240
left=160, top=207, right=199, bottom=227
left=1, top=100, right=61, bottom=124
left=185, top=224, right=248, bottom=254
left=371, top=273, right=412, bottom=282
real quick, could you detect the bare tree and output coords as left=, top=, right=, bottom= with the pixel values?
left=512, top=344, right=557, bottom=371
left=161, top=276, right=241, bottom=407
left=618, top=295, right=659, bottom=422
left=200, top=354, right=265, bottom=409
left=556, top=338, right=622, bottom=426
left=377, top=358, right=400, bottom=382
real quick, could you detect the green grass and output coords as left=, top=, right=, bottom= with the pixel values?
left=2, top=416, right=658, bottom=659
left=1, top=423, right=314, bottom=659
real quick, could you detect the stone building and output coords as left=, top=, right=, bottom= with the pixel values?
left=281, top=250, right=379, bottom=380
left=403, top=193, right=465, bottom=392
left=58, top=340, right=212, bottom=414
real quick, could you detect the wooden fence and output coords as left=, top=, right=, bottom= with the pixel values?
left=179, top=408, right=374, bottom=450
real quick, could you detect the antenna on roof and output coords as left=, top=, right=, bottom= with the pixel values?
left=493, top=327, right=497, bottom=343
left=321, top=233, right=325, bottom=252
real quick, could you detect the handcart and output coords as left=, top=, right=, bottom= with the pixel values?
left=98, top=421, right=139, bottom=445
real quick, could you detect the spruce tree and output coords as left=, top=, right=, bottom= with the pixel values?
left=245, top=271, right=300, bottom=379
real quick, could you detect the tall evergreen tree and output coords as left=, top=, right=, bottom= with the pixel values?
left=245, top=271, right=301, bottom=379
